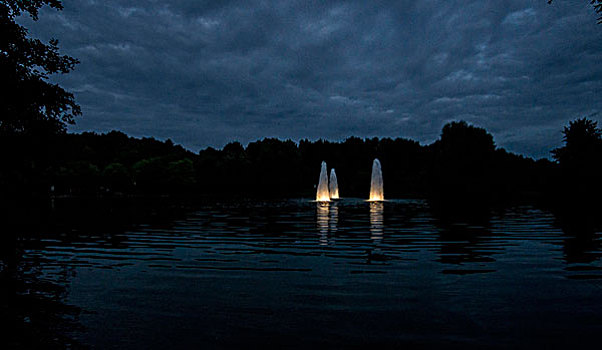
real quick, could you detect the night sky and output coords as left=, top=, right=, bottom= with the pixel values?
left=18, top=0, right=602, bottom=158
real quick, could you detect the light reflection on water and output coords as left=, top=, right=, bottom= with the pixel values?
left=316, top=202, right=329, bottom=246
left=369, top=201, right=384, bottom=241
left=2, top=198, right=602, bottom=348
left=316, top=202, right=339, bottom=246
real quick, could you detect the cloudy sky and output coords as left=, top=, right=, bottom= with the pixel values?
left=19, top=0, right=602, bottom=158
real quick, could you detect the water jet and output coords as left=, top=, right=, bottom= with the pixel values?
left=329, top=168, right=339, bottom=199
left=369, top=158, right=384, bottom=201
left=316, top=161, right=330, bottom=201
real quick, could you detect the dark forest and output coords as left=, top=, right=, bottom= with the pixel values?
left=2, top=118, right=601, bottom=208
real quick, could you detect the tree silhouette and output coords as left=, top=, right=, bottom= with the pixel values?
left=551, top=117, right=602, bottom=201
left=0, top=0, right=80, bottom=135
left=430, top=121, right=497, bottom=200
left=439, top=121, right=496, bottom=155
left=552, top=118, right=602, bottom=168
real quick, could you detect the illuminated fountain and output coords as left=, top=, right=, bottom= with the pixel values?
left=316, top=161, right=330, bottom=201
left=329, top=168, right=339, bottom=199
left=369, top=158, right=384, bottom=201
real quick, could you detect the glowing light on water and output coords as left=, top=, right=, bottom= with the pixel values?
left=329, top=168, right=339, bottom=199
left=316, top=161, right=330, bottom=201
left=316, top=202, right=338, bottom=246
left=316, top=202, right=330, bottom=245
left=369, top=158, right=384, bottom=201
left=370, top=201, right=384, bottom=240
left=329, top=203, right=338, bottom=233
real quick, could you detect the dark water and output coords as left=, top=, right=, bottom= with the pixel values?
left=2, top=199, right=602, bottom=349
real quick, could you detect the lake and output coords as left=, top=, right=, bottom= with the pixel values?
left=2, top=198, right=602, bottom=349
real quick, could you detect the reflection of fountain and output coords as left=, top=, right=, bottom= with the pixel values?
left=370, top=201, right=384, bottom=240
left=329, top=168, right=339, bottom=199
left=369, top=158, right=384, bottom=201
left=316, top=161, right=330, bottom=201
left=316, top=202, right=330, bottom=245
left=329, top=203, right=338, bottom=233
left=316, top=202, right=338, bottom=245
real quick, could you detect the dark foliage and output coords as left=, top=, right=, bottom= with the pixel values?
left=0, top=0, right=80, bottom=135
left=428, top=121, right=497, bottom=200
left=0, top=131, right=197, bottom=198
left=551, top=117, right=602, bottom=201
left=0, top=121, right=568, bottom=202
left=3, top=118, right=600, bottom=204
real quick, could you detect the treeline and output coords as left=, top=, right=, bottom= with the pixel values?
left=6, top=119, right=598, bottom=204
left=0, top=131, right=196, bottom=198
left=197, top=121, right=558, bottom=201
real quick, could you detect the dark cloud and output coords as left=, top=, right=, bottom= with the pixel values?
left=18, top=0, right=602, bottom=157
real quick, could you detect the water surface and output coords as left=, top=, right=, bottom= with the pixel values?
left=2, top=199, right=602, bottom=348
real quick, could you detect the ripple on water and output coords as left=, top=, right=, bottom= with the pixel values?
left=7, top=199, right=602, bottom=348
